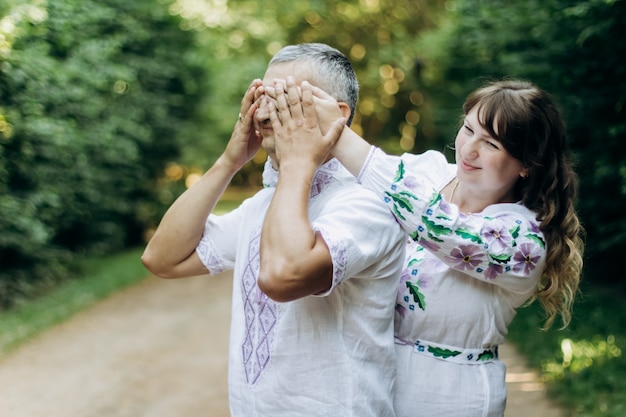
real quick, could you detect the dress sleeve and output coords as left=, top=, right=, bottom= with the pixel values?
left=359, top=147, right=546, bottom=285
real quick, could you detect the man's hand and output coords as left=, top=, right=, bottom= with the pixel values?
left=268, top=77, right=346, bottom=169
left=221, top=79, right=264, bottom=172
left=259, top=76, right=342, bottom=302
left=142, top=79, right=265, bottom=279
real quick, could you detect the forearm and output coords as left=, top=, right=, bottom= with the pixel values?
left=331, top=127, right=372, bottom=178
left=259, top=161, right=332, bottom=301
left=307, top=82, right=371, bottom=176
left=142, top=156, right=238, bottom=277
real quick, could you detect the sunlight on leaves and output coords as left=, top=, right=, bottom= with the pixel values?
left=170, top=0, right=230, bottom=28
left=543, top=335, right=622, bottom=380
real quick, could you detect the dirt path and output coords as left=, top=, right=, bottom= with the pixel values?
left=0, top=272, right=563, bottom=417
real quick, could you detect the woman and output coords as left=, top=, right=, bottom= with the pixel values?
left=266, top=78, right=584, bottom=416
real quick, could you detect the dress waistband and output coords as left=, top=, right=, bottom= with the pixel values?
left=397, top=338, right=499, bottom=365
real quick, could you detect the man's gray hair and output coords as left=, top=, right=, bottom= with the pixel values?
left=269, top=43, right=359, bottom=126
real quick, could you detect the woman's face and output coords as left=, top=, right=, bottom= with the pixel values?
left=455, top=108, right=527, bottom=203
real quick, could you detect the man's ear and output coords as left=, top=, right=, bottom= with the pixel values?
left=338, top=102, right=351, bottom=120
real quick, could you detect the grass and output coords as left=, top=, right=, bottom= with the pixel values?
left=0, top=247, right=148, bottom=358
left=507, top=282, right=626, bottom=417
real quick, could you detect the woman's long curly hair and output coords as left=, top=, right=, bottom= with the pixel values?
left=463, top=80, right=585, bottom=329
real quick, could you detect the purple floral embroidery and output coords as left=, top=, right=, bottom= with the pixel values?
left=379, top=152, right=546, bottom=285
left=403, top=175, right=419, bottom=190
left=513, top=242, right=542, bottom=275
left=414, top=257, right=443, bottom=291
left=481, top=222, right=513, bottom=251
left=396, top=268, right=412, bottom=318
left=395, top=304, right=408, bottom=317
left=419, top=239, right=441, bottom=252
left=447, top=245, right=485, bottom=271
left=484, top=263, right=504, bottom=280
left=438, top=198, right=454, bottom=216
left=528, top=221, right=541, bottom=233
left=397, top=245, right=445, bottom=315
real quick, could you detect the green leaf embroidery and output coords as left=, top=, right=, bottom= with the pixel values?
left=409, top=230, right=419, bottom=241
left=427, top=232, right=445, bottom=243
left=407, top=258, right=420, bottom=268
left=422, top=216, right=453, bottom=236
left=393, top=161, right=406, bottom=182
left=385, top=191, right=416, bottom=213
left=455, top=228, right=483, bottom=243
left=477, top=350, right=495, bottom=361
left=399, top=190, right=419, bottom=199
left=392, top=204, right=407, bottom=221
left=429, top=192, right=442, bottom=207
left=525, top=233, right=546, bottom=248
left=509, top=224, right=521, bottom=239
left=490, top=253, right=512, bottom=264
left=406, top=281, right=426, bottom=310
left=428, top=346, right=461, bottom=358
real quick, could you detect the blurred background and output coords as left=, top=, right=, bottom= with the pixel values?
left=1, top=0, right=624, bottom=415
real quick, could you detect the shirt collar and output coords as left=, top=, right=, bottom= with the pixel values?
left=262, top=156, right=347, bottom=196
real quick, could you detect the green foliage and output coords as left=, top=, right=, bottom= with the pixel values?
left=168, top=0, right=448, bottom=176
left=263, top=0, right=447, bottom=153
left=0, top=247, right=147, bottom=358
left=414, top=3, right=626, bottom=413
left=414, top=0, right=626, bottom=279
left=508, top=284, right=626, bottom=416
left=0, top=0, right=205, bottom=307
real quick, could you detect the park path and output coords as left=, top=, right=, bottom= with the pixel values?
left=0, top=271, right=564, bottom=417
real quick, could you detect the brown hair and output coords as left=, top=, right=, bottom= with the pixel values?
left=464, top=79, right=584, bottom=328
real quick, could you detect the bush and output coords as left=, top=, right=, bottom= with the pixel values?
left=0, top=0, right=204, bottom=307
left=508, top=283, right=626, bottom=416
left=414, top=0, right=626, bottom=280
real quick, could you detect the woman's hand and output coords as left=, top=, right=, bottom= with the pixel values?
left=310, top=85, right=345, bottom=135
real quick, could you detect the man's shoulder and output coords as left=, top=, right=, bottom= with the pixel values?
left=325, top=174, right=382, bottom=201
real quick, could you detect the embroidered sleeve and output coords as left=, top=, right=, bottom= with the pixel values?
left=195, top=204, right=245, bottom=275
left=310, top=223, right=349, bottom=296
left=359, top=148, right=546, bottom=284
left=196, top=227, right=228, bottom=275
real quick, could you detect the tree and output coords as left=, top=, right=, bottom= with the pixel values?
left=0, top=0, right=204, bottom=306
left=168, top=0, right=448, bottom=180
left=411, top=0, right=626, bottom=280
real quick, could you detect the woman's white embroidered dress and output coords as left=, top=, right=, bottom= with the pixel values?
left=358, top=148, right=545, bottom=417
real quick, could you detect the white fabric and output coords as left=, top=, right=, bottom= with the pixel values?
left=196, top=157, right=405, bottom=417
left=359, top=147, right=546, bottom=417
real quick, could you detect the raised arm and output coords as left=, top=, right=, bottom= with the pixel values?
left=308, top=83, right=372, bottom=177
left=258, top=77, right=346, bottom=302
left=142, top=80, right=263, bottom=278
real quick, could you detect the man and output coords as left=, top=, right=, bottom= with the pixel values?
left=142, top=43, right=405, bottom=417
